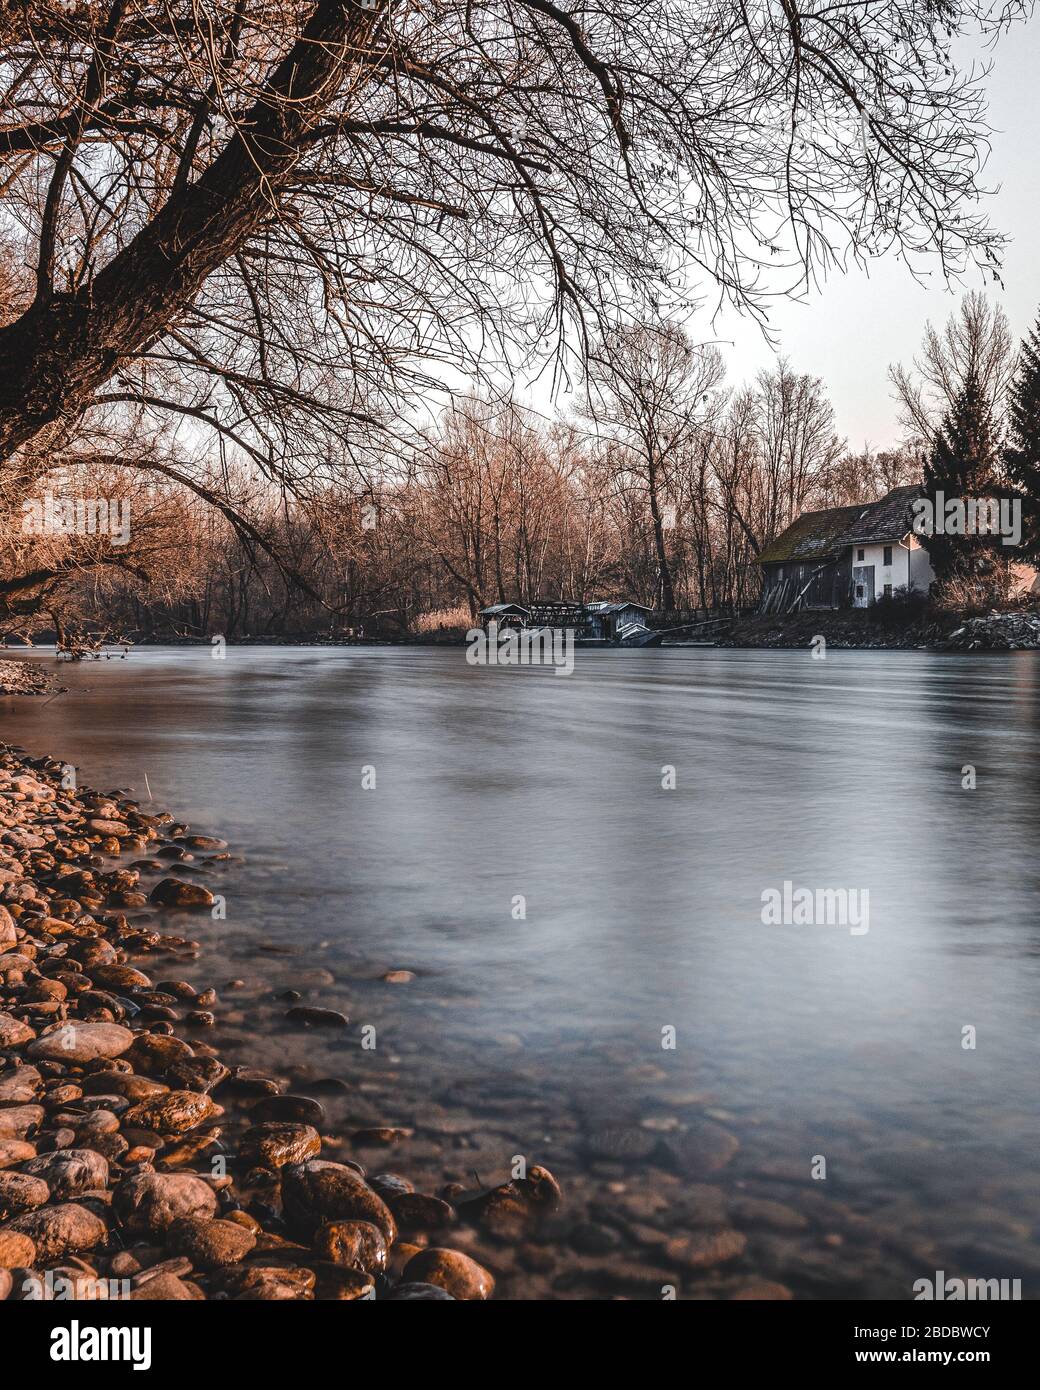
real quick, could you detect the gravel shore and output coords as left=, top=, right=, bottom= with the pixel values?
left=0, top=744, right=560, bottom=1300
left=0, top=661, right=60, bottom=698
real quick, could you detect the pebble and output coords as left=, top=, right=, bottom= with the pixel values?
left=402, top=1247, right=495, bottom=1300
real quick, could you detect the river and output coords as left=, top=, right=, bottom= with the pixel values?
left=3, top=644, right=1039, bottom=1299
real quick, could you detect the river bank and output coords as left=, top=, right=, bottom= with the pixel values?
left=719, top=607, right=1040, bottom=651
left=0, top=743, right=560, bottom=1301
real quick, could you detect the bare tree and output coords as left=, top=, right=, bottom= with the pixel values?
left=890, top=291, right=1017, bottom=446
left=0, top=0, right=1028, bottom=500
left=586, top=325, right=725, bottom=609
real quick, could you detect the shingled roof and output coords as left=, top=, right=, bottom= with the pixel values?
left=758, top=486, right=925, bottom=565
left=757, top=504, right=866, bottom=564
left=839, top=484, right=923, bottom=543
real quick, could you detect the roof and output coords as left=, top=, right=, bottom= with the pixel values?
left=584, top=600, right=652, bottom=613
left=757, top=504, right=866, bottom=565
left=758, top=486, right=925, bottom=566
left=479, top=603, right=530, bottom=616
left=840, top=485, right=923, bottom=543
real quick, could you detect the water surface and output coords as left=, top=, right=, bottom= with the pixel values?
left=4, top=645, right=1039, bottom=1298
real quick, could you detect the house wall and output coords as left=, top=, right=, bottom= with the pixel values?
left=849, top=536, right=934, bottom=604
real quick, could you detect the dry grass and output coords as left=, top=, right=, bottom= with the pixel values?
left=412, top=605, right=473, bottom=634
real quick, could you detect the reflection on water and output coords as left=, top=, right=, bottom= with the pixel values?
left=4, top=645, right=1040, bottom=1298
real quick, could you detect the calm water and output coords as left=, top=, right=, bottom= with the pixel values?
left=3, top=645, right=1040, bottom=1299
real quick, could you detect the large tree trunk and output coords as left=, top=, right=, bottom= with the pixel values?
left=0, top=2, right=370, bottom=468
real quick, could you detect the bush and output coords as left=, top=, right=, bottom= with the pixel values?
left=871, top=584, right=929, bottom=628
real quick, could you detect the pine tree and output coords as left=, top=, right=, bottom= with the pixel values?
left=922, top=373, right=1004, bottom=585
left=1004, top=313, right=1040, bottom=562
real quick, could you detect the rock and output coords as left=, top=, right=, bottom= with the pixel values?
left=729, top=1281, right=794, bottom=1300
left=0, top=1106, right=43, bottom=1141
left=1, top=1202, right=106, bottom=1261
left=0, top=1172, right=50, bottom=1218
left=0, top=1066, right=41, bottom=1104
left=0, top=1268, right=9, bottom=1299
left=570, top=1221, right=621, bottom=1255
left=0, top=1012, right=35, bottom=1047
left=122, top=1032, right=195, bottom=1075
left=20, top=1149, right=108, bottom=1200
left=167, top=1217, right=256, bottom=1269
left=0, top=1140, right=36, bottom=1170
left=238, top=1122, right=321, bottom=1170
left=0, top=906, right=17, bottom=948
left=113, top=1172, right=218, bottom=1235
left=312, top=1219, right=387, bottom=1274
left=165, top=1056, right=228, bottom=1093
left=381, top=970, right=415, bottom=984
left=26, top=1020, right=132, bottom=1064
left=0, top=1230, right=36, bottom=1268
left=659, top=1120, right=740, bottom=1176
left=250, top=1095, right=325, bottom=1126
left=123, top=1090, right=217, bottom=1135
left=313, top=1264, right=376, bottom=1300
left=402, top=1247, right=495, bottom=1300
left=281, top=1160, right=396, bottom=1244
left=87, top=819, right=130, bottom=837
left=128, top=1272, right=203, bottom=1300
left=284, top=1006, right=349, bottom=1028
left=384, top=1281, right=456, bottom=1301
left=87, top=964, right=152, bottom=991
left=149, top=879, right=214, bottom=909
left=663, top=1228, right=747, bottom=1269
left=223, top=1265, right=316, bottom=1300
left=389, top=1193, right=455, bottom=1232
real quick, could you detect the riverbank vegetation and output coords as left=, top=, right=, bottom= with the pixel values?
left=0, top=4, right=1038, bottom=647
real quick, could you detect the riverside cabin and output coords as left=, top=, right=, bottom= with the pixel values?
left=478, top=599, right=655, bottom=643
left=758, top=485, right=936, bottom=613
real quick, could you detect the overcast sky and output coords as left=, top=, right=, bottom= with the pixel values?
left=519, top=19, right=1040, bottom=452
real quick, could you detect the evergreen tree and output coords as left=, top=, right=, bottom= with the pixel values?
left=1004, top=313, right=1040, bottom=562
left=922, top=374, right=1005, bottom=585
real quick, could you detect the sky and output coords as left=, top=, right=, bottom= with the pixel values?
left=529, top=17, right=1040, bottom=451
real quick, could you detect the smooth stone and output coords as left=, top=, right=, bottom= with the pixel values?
left=0, top=1107, right=43, bottom=1141
left=0, top=1012, right=35, bottom=1048
left=389, top=1193, right=455, bottom=1231
left=0, top=1066, right=41, bottom=1103
left=167, top=1217, right=256, bottom=1269
left=659, top=1120, right=740, bottom=1176
left=312, top=1219, right=387, bottom=1274
left=401, top=1248, right=495, bottom=1300
left=0, top=1230, right=36, bottom=1268
left=88, top=964, right=152, bottom=991
left=149, top=879, right=214, bottom=909
left=284, top=1006, right=349, bottom=1028
left=238, top=1122, right=321, bottom=1170
left=1, top=1202, right=106, bottom=1261
left=664, top=1228, right=747, bottom=1269
left=26, top=1020, right=132, bottom=1064
left=113, top=1172, right=218, bottom=1235
left=165, top=1056, right=229, bottom=1092
left=0, top=1172, right=50, bottom=1218
left=20, top=1149, right=109, bottom=1200
left=729, top=1281, right=795, bottom=1300
left=122, top=1032, right=195, bottom=1074
left=281, top=1160, right=397, bottom=1244
left=251, top=1095, right=325, bottom=1126
left=0, top=1140, right=36, bottom=1169
left=127, top=1272, right=203, bottom=1300
left=223, top=1265, right=316, bottom=1300
left=384, top=1281, right=456, bottom=1301
left=123, top=1090, right=217, bottom=1134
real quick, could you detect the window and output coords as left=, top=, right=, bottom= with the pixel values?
left=855, top=584, right=864, bottom=599
left=884, top=584, right=893, bottom=598
left=883, top=545, right=893, bottom=565
left=776, top=565, right=783, bottom=579
left=857, top=548, right=865, bottom=561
